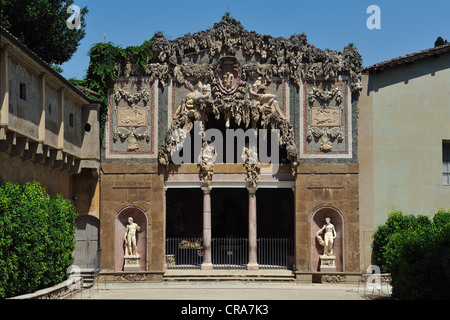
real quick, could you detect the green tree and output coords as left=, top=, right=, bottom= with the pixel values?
left=0, top=0, right=88, bottom=65
left=0, top=181, right=77, bottom=298
left=372, top=210, right=450, bottom=299
left=435, top=36, right=448, bottom=47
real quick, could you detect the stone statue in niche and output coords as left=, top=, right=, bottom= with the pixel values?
left=124, top=217, right=141, bottom=257
left=316, top=217, right=337, bottom=271
left=316, top=217, right=336, bottom=256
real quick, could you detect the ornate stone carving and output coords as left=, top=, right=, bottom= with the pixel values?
left=147, top=17, right=362, bottom=92
left=112, top=17, right=361, bottom=166
left=307, top=126, right=343, bottom=152
left=113, top=126, right=151, bottom=152
left=308, top=83, right=343, bottom=105
left=114, top=274, right=149, bottom=282
left=311, top=108, right=340, bottom=127
left=242, top=145, right=260, bottom=188
left=304, top=80, right=347, bottom=154
left=111, top=86, right=153, bottom=153
left=321, top=274, right=346, bottom=283
left=114, top=88, right=150, bottom=105
left=198, top=141, right=216, bottom=185
left=117, top=109, right=147, bottom=127
left=216, top=56, right=240, bottom=94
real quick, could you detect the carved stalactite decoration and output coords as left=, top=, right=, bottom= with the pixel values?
left=145, top=17, right=363, bottom=92
left=110, top=17, right=362, bottom=167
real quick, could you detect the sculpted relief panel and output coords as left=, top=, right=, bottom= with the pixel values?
left=106, top=79, right=155, bottom=158
left=301, top=80, right=352, bottom=158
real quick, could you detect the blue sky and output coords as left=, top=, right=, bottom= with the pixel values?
left=61, top=0, right=450, bottom=80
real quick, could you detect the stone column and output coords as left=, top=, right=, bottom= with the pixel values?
left=201, top=186, right=213, bottom=270
left=247, top=187, right=259, bottom=270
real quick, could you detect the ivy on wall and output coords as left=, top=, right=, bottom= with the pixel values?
left=70, top=39, right=154, bottom=142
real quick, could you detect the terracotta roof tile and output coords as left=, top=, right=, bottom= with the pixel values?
left=365, top=43, right=450, bottom=72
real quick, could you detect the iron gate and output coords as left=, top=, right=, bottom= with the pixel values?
left=165, top=238, right=294, bottom=270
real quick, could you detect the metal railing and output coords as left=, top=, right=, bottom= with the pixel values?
left=258, top=238, right=294, bottom=269
left=165, top=237, right=294, bottom=270
left=212, top=238, right=248, bottom=269
left=165, top=238, right=203, bottom=269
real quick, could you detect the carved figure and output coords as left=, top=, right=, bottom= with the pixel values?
left=316, top=217, right=336, bottom=256
left=124, top=217, right=140, bottom=256
left=184, top=81, right=211, bottom=109
left=154, top=17, right=362, bottom=171
left=241, top=145, right=260, bottom=188
left=249, top=77, right=286, bottom=122
left=198, top=141, right=216, bottom=185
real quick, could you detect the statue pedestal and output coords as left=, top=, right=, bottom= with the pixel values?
left=319, top=255, right=336, bottom=272
left=124, top=255, right=140, bottom=272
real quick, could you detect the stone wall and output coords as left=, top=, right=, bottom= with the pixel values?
left=295, top=163, right=359, bottom=272
left=99, top=163, right=165, bottom=272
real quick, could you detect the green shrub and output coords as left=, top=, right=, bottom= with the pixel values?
left=372, top=210, right=450, bottom=300
left=0, top=181, right=77, bottom=298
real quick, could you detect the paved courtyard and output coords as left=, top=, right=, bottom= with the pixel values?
left=70, top=281, right=366, bottom=300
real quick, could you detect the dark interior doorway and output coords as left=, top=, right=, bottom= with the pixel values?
left=166, top=187, right=294, bottom=239
left=257, top=188, right=294, bottom=239
left=165, top=187, right=295, bottom=269
left=211, top=188, right=248, bottom=238
left=166, top=188, right=203, bottom=238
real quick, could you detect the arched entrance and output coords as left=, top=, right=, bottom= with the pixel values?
left=74, top=215, right=100, bottom=269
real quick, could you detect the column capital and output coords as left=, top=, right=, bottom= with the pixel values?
left=246, top=186, right=257, bottom=194
left=201, top=185, right=212, bottom=193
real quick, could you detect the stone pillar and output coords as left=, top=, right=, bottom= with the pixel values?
left=201, top=186, right=213, bottom=270
left=247, top=187, right=259, bottom=270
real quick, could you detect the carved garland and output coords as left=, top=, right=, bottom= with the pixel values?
left=113, top=88, right=152, bottom=152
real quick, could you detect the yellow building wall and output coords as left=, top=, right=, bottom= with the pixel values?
left=359, top=53, right=450, bottom=269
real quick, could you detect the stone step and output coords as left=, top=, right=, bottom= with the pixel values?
left=163, top=269, right=295, bottom=282
left=164, top=276, right=295, bottom=282
left=79, top=269, right=97, bottom=288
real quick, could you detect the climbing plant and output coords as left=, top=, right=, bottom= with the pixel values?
left=70, top=39, right=154, bottom=142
